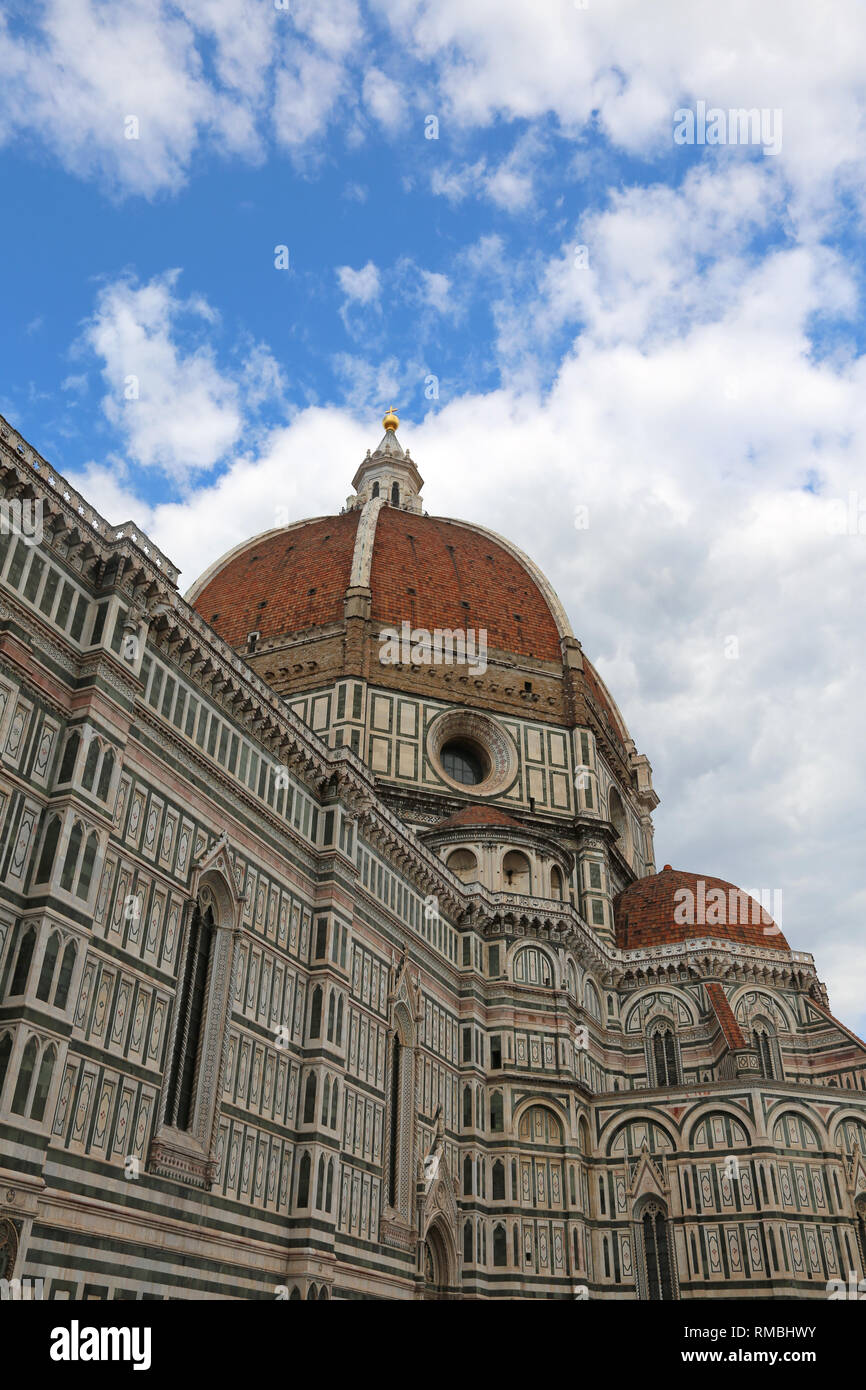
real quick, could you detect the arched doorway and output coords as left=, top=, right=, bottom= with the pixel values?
left=422, top=1221, right=455, bottom=1298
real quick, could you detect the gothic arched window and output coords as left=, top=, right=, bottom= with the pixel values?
left=640, top=1201, right=676, bottom=1300
left=76, top=831, right=99, bottom=900
left=33, top=815, right=61, bottom=884
left=649, top=1024, right=680, bottom=1087
left=163, top=903, right=215, bottom=1131
left=82, top=737, right=100, bottom=791
left=492, top=1160, right=505, bottom=1200
left=490, top=1091, right=504, bottom=1132
left=36, top=934, right=60, bottom=1001
left=12, top=1036, right=38, bottom=1114
left=60, top=821, right=83, bottom=892
left=752, top=1021, right=777, bottom=1079
left=9, top=927, right=36, bottom=996
left=31, top=1044, right=56, bottom=1121
left=56, top=731, right=80, bottom=784
left=97, top=748, right=115, bottom=801
left=54, top=942, right=77, bottom=1010
left=309, top=986, right=322, bottom=1039
left=493, top=1223, right=507, bottom=1266
left=296, top=1152, right=311, bottom=1208
left=390, top=482, right=399, bottom=506
left=303, top=1073, right=317, bottom=1124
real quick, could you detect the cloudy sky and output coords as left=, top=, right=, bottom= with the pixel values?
left=1, top=1, right=865, bottom=1031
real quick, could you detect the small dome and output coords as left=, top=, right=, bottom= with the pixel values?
left=433, top=804, right=524, bottom=832
left=614, top=865, right=789, bottom=952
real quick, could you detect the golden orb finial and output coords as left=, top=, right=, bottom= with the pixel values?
left=382, top=406, right=399, bottom=432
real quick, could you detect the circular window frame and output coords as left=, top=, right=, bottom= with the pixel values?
left=427, top=710, right=518, bottom=797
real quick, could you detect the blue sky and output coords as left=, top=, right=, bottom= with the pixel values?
left=1, top=0, right=865, bottom=1029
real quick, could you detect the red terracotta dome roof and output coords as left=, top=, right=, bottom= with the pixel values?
left=369, top=509, right=562, bottom=661
left=191, top=507, right=563, bottom=661
left=433, top=804, right=524, bottom=832
left=192, top=513, right=358, bottom=648
left=614, top=865, right=789, bottom=952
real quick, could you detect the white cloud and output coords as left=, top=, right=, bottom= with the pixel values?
left=273, top=49, right=347, bottom=151
left=336, top=262, right=382, bottom=305
left=0, top=0, right=262, bottom=197
left=419, top=270, right=453, bottom=315
left=5, top=0, right=866, bottom=209
left=80, top=271, right=242, bottom=477
left=362, top=67, right=408, bottom=132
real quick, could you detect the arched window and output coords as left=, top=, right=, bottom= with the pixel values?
left=53, top=942, right=77, bottom=1010
left=490, top=1091, right=504, bottom=1132
left=493, top=1223, right=507, bottom=1266
left=329, top=1082, right=339, bottom=1128
left=60, top=822, right=83, bottom=892
left=371, top=482, right=379, bottom=499
left=325, top=1159, right=334, bottom=1212
left=752, top=1021, right=777, bottom=1079
left=30, top=1044, right=56, bottom=1121
left=463, top=1220, right=473, bottom=1264
left=309, top=986, right=322, bottom=1039
left=36, top=933, right=60, bottom=1001
left=97, top=748, right=115, bottom=801
left=502, top=850, right=531, bottom=894
left=321, top=1076, right=331, bottom=1125
left=385, top=1004, right=415, bottom=1222
left=336, top=996, right=344, bottom=1044
left=0, top=1034, right=12, bottom=1101
left=316, top=1156, right=325, bottom=1208
left=82, top=737, right=100, bottom=791
left=640, top=1201, right=675, bottom=1300
left=583, top=979, right=602, bottom=1021
left=327, top=991, right=335, bottom=1041
left=9, top=927, right=36, bottom=996
left=463, top=1085, right=472, bottom=1128
left=566, top=960, right=578, bottom=995
left=390, top=482, right=399, bottom=506
left=512, top=946, right=552, bottom=986
left=12, top=1036, right=38, bottom=1113
left=463, top=1154, right=473, bottom=1195
left=446, top=848, right=477, bottom=884
left=163, top=903, right=214, bottom=1132
left=34, top=816, right=61, bottom=884
left=650, top=1025, right=680, bottom=1087
left=303, top=1073, right=317, bottom=1124
left=492, top=1160, right=505, bottom=1200
left=388, top=1036, right=401, bottom=1207
left=297, top=1152, right=311, bottom=1207
left=550, top=866, right=564, bottom=900
left=57, top=731, right=80, bottom=784
left=608, top=787, right=628, bottom=847
left=289, top=1286, right=301, bottom=1300
left=76, top=831, right=99, bottom=900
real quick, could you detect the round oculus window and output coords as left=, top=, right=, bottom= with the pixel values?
left=440, top=738, right=489, bottom=786
left=427, top=709, right=519, bottom=796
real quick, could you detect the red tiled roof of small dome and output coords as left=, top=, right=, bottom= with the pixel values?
left=433, top=805, right=524, bottom=832
left=614, top=865, right=789, bottom=952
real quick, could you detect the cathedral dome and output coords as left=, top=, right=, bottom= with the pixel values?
left=189, top=505, right=564, bottom=663
left=185, top=416, right=642, bottom=753
left=614, top=865, right=789, bottom=952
